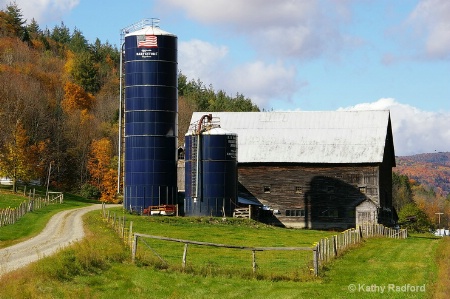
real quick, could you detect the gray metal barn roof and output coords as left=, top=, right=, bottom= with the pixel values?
left=190, top=111, right=394, bottom=164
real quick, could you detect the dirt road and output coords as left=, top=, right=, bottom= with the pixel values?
left=0, top=204, right=106, bottom=276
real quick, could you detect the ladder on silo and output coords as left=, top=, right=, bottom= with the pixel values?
left=191, top=135, right=198, bottom=198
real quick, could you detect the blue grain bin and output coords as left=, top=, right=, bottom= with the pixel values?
left=123, top=25, right=178, bottom=212
left=185, top=128, right=238, bottom=217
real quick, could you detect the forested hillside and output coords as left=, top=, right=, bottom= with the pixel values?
left=395, top=152, right=450, bottom=197
left=0, top=4, right=259, bottom=202
left=393, top=153, right=450, bottom=232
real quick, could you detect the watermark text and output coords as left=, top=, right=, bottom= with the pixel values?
left=348, top=283, right=426, bottom=294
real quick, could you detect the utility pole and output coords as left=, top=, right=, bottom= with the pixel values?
left=436, top=212, right=444, bottom=236
left=46, top=161, right=53, bottom=199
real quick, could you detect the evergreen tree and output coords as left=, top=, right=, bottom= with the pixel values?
left=51, top=21, right=71, bottom=44
left=69, top=27, right=89, bottom=53
left=4, top=2, right=26, bottom=38
left=392, top=172, right=414, bottom=212
left=71, top=51, right=100, bottom=93
left=27, top=18, right=40, bottom=35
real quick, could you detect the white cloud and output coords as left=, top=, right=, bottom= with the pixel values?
left=162, top=0, right=354, bottom=60
left=339, top=98, right=450, bottom=156
left=0, top=0, right=79, bottom=24
left=161, top=0, right=317, bottom=27
left=178, top=39, right=229, bottom=84
left=179, top=39, right=299, bottom=108
left=225, top=61, right=298, bottom=107
left=406, top=0, right=450, bottom=59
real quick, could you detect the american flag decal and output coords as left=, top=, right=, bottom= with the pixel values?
left=137, top=35, right=158, bottom=48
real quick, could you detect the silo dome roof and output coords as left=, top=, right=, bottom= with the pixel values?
left=125, top=26, right=176, bottom=37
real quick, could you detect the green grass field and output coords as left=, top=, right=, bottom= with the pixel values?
left=0, top=185, right=33, bottom=209
left=0, top=203, right=446, bottom=298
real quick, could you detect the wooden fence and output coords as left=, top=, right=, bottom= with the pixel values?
left=101, top=203, right=134, bottom=249
left=312, top=224, right=408, bottom=275
left=100, top=205, right=407, bottom=277
left=0, top=190, right=63, bottom=227
left=131, top=233, right=312, bottom=274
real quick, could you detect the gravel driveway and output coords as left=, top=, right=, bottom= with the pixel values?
left=0, top=204, right=108, bottom=276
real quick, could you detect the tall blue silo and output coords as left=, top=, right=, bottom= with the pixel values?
left=185, top=126, right=238, bottom=217
left=123, top=22, right=178, bottom=212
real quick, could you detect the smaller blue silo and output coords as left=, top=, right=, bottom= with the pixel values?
left=185, top=118, right=238, bottom=217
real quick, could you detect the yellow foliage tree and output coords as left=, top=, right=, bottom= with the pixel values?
left=0, top=121, right=39, bottom=192
left=87, top=138, right=117, bottom=203
left=61, top=81, right=95, bottom=112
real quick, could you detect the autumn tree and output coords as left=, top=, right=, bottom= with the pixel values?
left=0, top=121, right=38, bottom=192
left=62, top=81, right=95, bottom=112
left=87, top=138, right=117, bottom=202
left=398, top=203, right=432, bottom=233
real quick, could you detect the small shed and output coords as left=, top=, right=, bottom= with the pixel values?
left=355, top=199, right=378, bottom=226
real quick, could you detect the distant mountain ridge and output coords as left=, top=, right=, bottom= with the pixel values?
left=394, top=152, right=450, bottom=196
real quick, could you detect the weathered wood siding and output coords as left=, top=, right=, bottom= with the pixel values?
left=238, top=163, right=385, bottom=229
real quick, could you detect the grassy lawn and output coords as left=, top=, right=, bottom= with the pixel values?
left=0, top=187, right=98, bottom=248
left=0, top=208, right=445, bottom=298
left=116, top=208, right=336, bottom=280
left=0, top=185, right=35, bottom=209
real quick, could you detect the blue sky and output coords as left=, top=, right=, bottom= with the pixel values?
left=2, top=0, right=450, bottom=156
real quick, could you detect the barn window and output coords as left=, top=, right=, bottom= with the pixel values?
left=263, top=186, right=271, bottom=193
left=359, top=186, right=366, bottom=194
left=295, top=186, right=303, bottom=194
left=286, top=209, right=305, bottom=217
left=321, top=209, right=338, bottom=218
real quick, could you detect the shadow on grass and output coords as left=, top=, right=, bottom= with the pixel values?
left=407, top=233, right=442, bottom=240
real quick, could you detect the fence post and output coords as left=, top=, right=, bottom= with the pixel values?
left=182, top=243, right=188, bottom=270
left=132, top=234, right=138, bottom=263
left=252, top=250, right=257, bottom=274
left=313, top=246, right=319, bottom=276
left=333, top=235, right=338, bottom=257
left=129, top=221, right=133, bottom=249
left=122, top=216, right=126, bottom=238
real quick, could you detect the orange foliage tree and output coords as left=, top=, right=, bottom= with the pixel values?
left=87, top=138, right=117, bottom=202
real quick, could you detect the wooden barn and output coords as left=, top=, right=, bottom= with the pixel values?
left=189, top=111, right=397, bottom=229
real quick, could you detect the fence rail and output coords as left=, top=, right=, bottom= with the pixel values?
left=132, top=232, right=312, bottom=273
left=100, top=205, right=407, bottom=277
